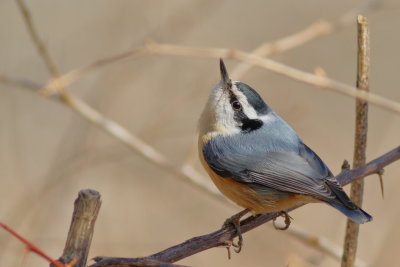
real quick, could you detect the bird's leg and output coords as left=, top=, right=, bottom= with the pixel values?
left=222, top=209, right=250, bottom=253
left=273, top=211, right=292, bottom=230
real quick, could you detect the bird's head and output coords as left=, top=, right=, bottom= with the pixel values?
left=199, top=59, right=272, bottom=139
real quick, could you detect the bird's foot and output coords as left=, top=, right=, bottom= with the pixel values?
left=222, top=209, right=250, bottom=253
left=273, top=211, right=292, bottom=230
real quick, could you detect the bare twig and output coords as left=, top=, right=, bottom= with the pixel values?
left=90, top=146, right=400, bottom=266
left=12, top=0, right=222, bottom=205
left=56, top=189, right=102, bottom=267
left=15, top=0, right=61, bottom=77
left=0, top=222, right=64, bottom=267
left=0, top=74, right=223, bottom=200
left=181, top=0, right=380, bottom=172
left=342, top=15, right=370, bottom=267
left=284, top=225, right=368, bottom=267
left=231, top=0, right=381, bottom=79
left=137, top=0, right=381, bottom=143
left=14, top=0, right=226, bottom=207
left=335, top=146, right=400, bottom=185
left=38, top=41, right=400, bottom=114
left=91, top=257, right=188, bottom=267
left=377, top=169, right=385, bottom=198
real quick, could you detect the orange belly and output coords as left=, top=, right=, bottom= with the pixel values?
left=199, top=147, right=316, bottom=214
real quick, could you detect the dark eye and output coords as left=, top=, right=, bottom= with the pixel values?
left=231, top=101, right=242, bottom=110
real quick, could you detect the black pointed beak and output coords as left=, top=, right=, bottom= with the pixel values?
left=219, top=59, right=232, bottom=90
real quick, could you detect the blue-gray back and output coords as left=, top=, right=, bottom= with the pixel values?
left=203, top=114, right=356, bottom=208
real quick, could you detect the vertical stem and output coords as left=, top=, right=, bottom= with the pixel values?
left=57, top=189, right=102, bottom=267
left=15, top=0, right=61, bottom=77
left=341, top=15, right=369, bottom=267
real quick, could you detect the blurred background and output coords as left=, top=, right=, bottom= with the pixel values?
left=1, top=0, right=400, bottom=266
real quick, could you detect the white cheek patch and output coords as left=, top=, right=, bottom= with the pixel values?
left=204, top=81, right=269, bottom=136
left=208, top=83, right=240, bottom=135
left=215, top=100, right=240, bottom=134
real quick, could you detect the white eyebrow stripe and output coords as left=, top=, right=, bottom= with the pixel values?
left=229, top=82, right=260, bottom=120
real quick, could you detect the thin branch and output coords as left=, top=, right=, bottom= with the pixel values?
left=231, top=0, right=381, bottom=79
left=0, top=74, right=223, bottom=200
left=342, top=15, right=370, bottom=267
left=57, top=189, right=102, bottom=267
left=181, top=0, right=380, bottom=171
left=11, top=0, right=223, bottom=205
left=11, top=0, right=223, bottom=202
left=91, top=257, right=188, bottom=267
left=0, top=222, right=64, bottom=267
left=283, top=224, right=368, bottom=267
left=15, top=0, right=61, bottom=77
left=127, top=0, right=381, bottom=144
left=90, top=146, right=400, bottom=266
left=39, top=41, right=400, bottom=114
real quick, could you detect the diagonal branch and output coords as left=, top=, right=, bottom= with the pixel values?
left=15, top=0, right=61, bottom=77
left=0, top=75, right=224, bottom=201
left=231, top=0, right=381, bottom=79
left=0, top=223, right=66, bottom=267
left=90, top=146, right=400, bottom=266
left=39, top=41, right=400, bottom=114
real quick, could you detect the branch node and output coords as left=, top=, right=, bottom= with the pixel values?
left=225, top=244, right=232, bottom=260
left=341, top=160, right=351, bottom=170
left=377, top=169, right=385, bottom=198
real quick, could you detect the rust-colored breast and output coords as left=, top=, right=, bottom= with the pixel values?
left=198, top=136, right=316, bottom=214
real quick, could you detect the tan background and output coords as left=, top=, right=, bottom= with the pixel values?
left=1, top=0, right=400, bottom=266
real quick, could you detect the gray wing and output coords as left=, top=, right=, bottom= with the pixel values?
left=203, top=134, right=356, bottom=207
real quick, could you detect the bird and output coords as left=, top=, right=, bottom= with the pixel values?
left=198, top=59, right=372, bottom=251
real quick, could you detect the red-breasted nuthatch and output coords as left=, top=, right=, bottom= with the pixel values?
left=198, top=60, right=372, bottom=247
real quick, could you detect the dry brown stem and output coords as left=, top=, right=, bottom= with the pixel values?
left=91, top=257, right=188, bottom=267
left=15, top=0, right=61, bottom=77
left=342, top=15, right=370, bottom=267
left=56, top=189, right=102, bottom=267
left=0, top=74, right=223, bottom=200
left=231, top=0, right=380, bottom=79
left=90, top=146, right=400, bottom=266
left=286, top=225, right=368, bottom=267
left=39, top=41, right=400, bottom=115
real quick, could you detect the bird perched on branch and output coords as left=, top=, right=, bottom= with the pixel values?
left=198, top=59, right=372, bottom=252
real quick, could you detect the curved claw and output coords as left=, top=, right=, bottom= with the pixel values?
left=273, top=211, right=292, bottom=231
left=222, top=209, right=249, bottom=254
left=231, top=228, right=243, bottom=253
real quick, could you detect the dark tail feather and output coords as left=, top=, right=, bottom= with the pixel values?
left=326, top=201, right=373, bottom=224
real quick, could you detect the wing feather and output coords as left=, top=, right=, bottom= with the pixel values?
left=203, top=134, right=351, bottom=205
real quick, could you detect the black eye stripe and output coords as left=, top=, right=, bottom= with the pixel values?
left=232, top=105, right=263, bottom=133
left=228, top=90, right=237, bottom=102
left=241, top=118, right=263, bottom=132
